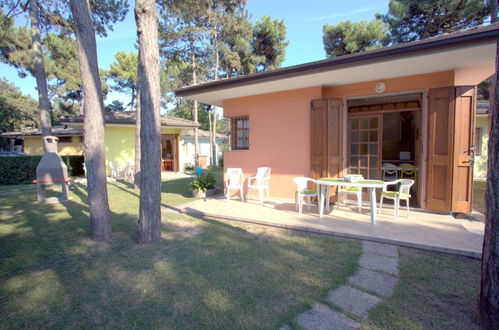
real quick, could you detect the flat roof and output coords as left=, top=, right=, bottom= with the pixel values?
left=175, top=24, right=499, bottom=106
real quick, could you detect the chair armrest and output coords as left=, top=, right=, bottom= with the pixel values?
left=382, top=179, right=400, bottom=191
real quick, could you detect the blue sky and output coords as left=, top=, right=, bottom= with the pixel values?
left=0, top=0, right=389, bottom=104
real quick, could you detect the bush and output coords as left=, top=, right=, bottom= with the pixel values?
left=0, top=155, right=85, bottom=184
left=218, top=154, right=224, bottom=167
left=189, top=172, right=216, bottom=192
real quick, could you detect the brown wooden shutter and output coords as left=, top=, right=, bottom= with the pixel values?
left=452, top=86, right=475, bottom=213
left=311, top=99, right=327, bottom=179
left=426, top=86, right=475, bottom=213
left=327, top=98, right=344, bottom=178
left=427, top=87, right=455, bottom=212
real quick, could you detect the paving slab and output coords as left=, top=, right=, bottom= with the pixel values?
left=359, top=253, right=399, bottom=276
left=349, top=267, right=399, bottom=296
left=363, top=241, right=398, bottom=258
left=327, top=285, right=381, bottom=319
left=279, top=325, right=292, bottom=330
left=297, top=303, right=360, bottom=330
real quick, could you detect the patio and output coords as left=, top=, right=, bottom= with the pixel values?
left=167, top=196, right=484, bottom=258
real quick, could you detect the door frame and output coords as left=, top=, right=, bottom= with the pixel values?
left=343, top=89, right=427, bottom=207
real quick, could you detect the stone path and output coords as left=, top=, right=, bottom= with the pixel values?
left=282, top=241, right=400, bottom=330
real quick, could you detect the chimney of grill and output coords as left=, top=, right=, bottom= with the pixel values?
left=36, top=136, right=68, bottom=182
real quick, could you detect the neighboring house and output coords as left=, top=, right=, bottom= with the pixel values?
left=474, top=102, right=489, bottom=178
left=2, top=112, right=227, bottom=174
left=181, top=130, right=229, bottom=168
left=1, top=126, right=83, bottom=155
left=175, top=24, right=498, bottom=214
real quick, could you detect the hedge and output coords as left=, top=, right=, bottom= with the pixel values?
left=0, top=155, right=85, bottom=184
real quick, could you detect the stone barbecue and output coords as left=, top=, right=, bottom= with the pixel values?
left=35, top=136, right=70, bottom=203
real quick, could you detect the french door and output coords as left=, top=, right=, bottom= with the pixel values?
left=348, top=114, right=382, bottom=180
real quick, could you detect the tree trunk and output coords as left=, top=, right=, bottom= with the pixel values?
left=211, top=27, right=219, bottom=167
left=134, top=53, right=142, bottom=189
left=208, top=106, right=213, bottom=166
left=191, top=49, right=200, bottom=169
left=29, top=0, right=51, bottom=137
left=135, top=0, right=162, bottom=244
left=70, top=0, right=111, bottom=241
left=478, top=32, right=499, bottom=329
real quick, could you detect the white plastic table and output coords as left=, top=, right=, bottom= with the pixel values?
left=317, top=178, right=385, bottom=224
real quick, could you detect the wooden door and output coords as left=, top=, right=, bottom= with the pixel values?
left=327, top=99, right=344, bottom=178
left=452, top=87, right=475, bottom=213
left=426, top=86, right=475, bottom=213
left=427, top=87, right=455, bottom=212
left=348, top=114, right=382, bottom=180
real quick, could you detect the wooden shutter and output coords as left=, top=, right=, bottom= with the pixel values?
left=452, top=87, right=475, bottom=213
left=427, top=87, right=455, bottom=212
left=311, top=99, right=327, bottom=179
left=311, top=98, right=344, bottom=201
left=426, top=86, right=475, bottom=213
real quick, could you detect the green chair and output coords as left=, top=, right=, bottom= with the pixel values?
left=338, top=174, right=364, bottom=213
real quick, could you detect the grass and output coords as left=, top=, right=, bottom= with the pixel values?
left=0, top=175, right=485, bottom=329
left=473, top=180, right=486, bottom=215
left=363, top=248, right=482, bottom=330
left=0, top=178, right=360, bottom=329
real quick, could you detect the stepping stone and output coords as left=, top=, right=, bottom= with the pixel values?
left=359, top=253, right=399, bottom=276
left=297, top=303, right=360, bottom=330
left=327, top=285, right=381, bottom=319
left=349, top=267, right=399, bottom=297
left=363, top=241, right=398, bottom=258
left=279, top=325, right=292, bottom=330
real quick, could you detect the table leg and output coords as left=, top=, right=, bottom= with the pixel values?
left=319, top=185, right=324, bottom=218
left=325, top=186, right=331, bottom=212
left=370, top=188, right=377, bottom=225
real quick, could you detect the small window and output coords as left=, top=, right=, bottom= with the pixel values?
left=59, top=136, right=72, bottom=143
left=231, top=116, right=249, bottom=150
left=475, top=127, right=483, bottom=156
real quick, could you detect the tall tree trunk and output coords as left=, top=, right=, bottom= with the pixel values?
left=208, top=105, right=213, bottom=166
left=478, top=31, right=499, bottom=329
left=211, top=26, right=219, bottom=167
left=134, top=53, right=142, bottom=189
left=29, top=0, right=51, bottom=137
left=135, top=0, right=161, bottom=243
left=70, top=0, right=111, bottom=241
left=212, top=109, right=217, bottom=166
left=191, top=49, right=200, bottom=169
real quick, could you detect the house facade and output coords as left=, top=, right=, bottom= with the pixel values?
left=175, top=24, right=499, bottom=214
left=1, top=113, right=227, bottom=174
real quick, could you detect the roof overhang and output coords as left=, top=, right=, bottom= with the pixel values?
left=175, top=24, right=499, bottom=107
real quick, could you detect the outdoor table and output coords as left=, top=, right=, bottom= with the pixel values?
left=317, top=178, right=385, bottom=224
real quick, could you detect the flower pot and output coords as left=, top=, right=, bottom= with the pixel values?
left=192, top=189, right=206, bottom=198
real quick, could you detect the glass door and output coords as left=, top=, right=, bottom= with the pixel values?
left=348, top=115, right=382, bottom=179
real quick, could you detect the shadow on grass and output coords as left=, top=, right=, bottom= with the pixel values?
left=0, top=179, right=360, bottom=329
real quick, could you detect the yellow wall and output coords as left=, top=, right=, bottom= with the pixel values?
left=104, top=125, right=181, bottom=175
left=23, top=136, right=83, bottom=155
left=474, top=116, right=489, bottom=178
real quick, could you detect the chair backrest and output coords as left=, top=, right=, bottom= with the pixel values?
left=382, top=163, right=398, bottom=179
left=401, top=164, right=417, bottom=177
left=399, top=179, right=415, bottom=195
left=225, top=168, right=243, bottom=186
left=293, top=177, right=316, bottom=192
left=256, top=167, right=271, bottom=186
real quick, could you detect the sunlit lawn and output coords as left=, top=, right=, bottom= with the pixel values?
left=0, top=178, right=361, bottom=328
left=0, top=176, right=484, bottom=329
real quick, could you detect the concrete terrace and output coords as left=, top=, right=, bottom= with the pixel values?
left=165, top=196, right=484, bottom=258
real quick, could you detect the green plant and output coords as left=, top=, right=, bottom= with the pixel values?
left=190, top=172, right=216, bottom=192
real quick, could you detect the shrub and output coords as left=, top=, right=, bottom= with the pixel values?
left=0, top=155, right=85, bottom=184
left=189, top=172, right=216, bottom=192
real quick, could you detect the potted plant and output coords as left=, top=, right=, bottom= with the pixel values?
left=190, top=172, right=216, bottom=199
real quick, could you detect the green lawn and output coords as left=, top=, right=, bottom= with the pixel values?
left=473, top=180, right=486, bottom=215
left=0, top=178, right=484, bottom=329
left=0, top=179, right=360, bottom=328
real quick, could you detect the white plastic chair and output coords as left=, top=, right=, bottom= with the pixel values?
left=382, top=163, right=399, bottom=181
left=337, top=174, right=363, bottom=213
left=293, top=177, right=319, bottom=214
left=109, top=161, right=121, bottom=179
left=225, top=168, right=244, bottom=201
left=379, top=179, right=415, bottom=218
left=247, top=167, right=271, bottom=205
left=123, top=163, right=135, bottom=180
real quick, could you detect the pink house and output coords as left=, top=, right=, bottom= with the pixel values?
left=175, top=24, right=498, bottom=214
